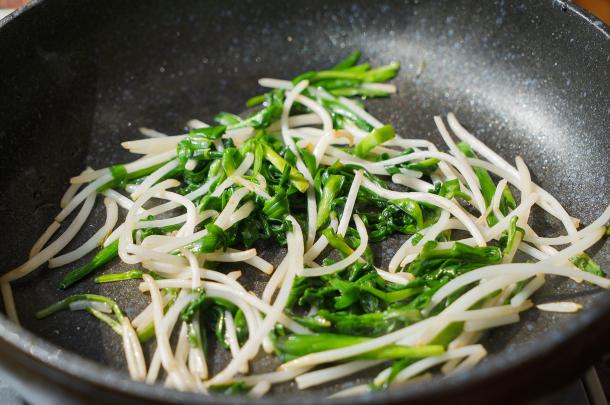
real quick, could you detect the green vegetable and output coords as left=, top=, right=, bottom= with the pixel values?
left=191, top=224, right=226, bottom=254
left=60, top=240, right=119, bottom=289
left=94, top=270, right=145, bottom=283
left=316, top=174, right=345, bottom=229
left=262, top=144, right=309, bottom=192
left=84, top=307, right=123, bottom=335
left=330, top=87, right=390, bottom=98
left=36, top=293, right=124, bottom=322
left=457, top=141, right=517, bottom=224
left=293, top=61, right=400, bottom=85
left=209, top=382, right=251, bottom=395
left=190, top=125, right=226, bottom=140
left=181, top=288, right=206, bottom=323
left=498, top=216, right=524, bottom=255
left=570, top=253, right=605, bottom=277
left=293, top=306, right=421, bottom=336
left=331, top=50, right=362, bottom=71
left=230, top=89, right=284, bottom=130
left=274, top=333, right=443, bottom=361
left=354, top=125, right=395, bottom=158
left=214, top=112, right=242, bottom=126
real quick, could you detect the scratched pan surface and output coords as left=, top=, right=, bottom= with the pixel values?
left=0, top=0, right=609, bottom=403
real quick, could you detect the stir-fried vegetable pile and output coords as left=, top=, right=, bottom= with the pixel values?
left=3, top=50, right=609, bottom=399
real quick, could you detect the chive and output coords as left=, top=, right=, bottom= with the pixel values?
left=354, top=125, right=395, bottom=158
left=316, top=175, right=345, bottom=229
left=85, top=307, right=123, bottom=335
left=60, top=240, right=119, bottom=289
left=36, top=293, right=124, bottom=322
left=95, top=270, right=144, bottom=283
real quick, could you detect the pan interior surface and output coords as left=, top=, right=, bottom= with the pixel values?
left=0, top=0, right=609, bottom=403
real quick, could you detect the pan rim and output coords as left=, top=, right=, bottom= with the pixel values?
left=0, top=0, right=609, bottom=403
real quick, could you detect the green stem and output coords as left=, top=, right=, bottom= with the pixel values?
left=354, top=125, right=395, bottom=158
left=60, top=240, right=119, bottom=289
left=36, top=294, right=124, bottom=322
left=316, top=175, right=345, bottom=229
left=95, top=270, right=144, bottom=284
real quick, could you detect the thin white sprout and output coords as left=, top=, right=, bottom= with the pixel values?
left=433, top=116, right=486, bottom=213
left=155, top=190, right=197, bottom=237
left=268, top=113, right=322, bottom=132
left=102, top=188, right=136, bottom=211
left=182, top=249, right=201, bottom=291
left=303, top=214, right=338, bottom=263
left=510, top=273, right=545, bottom=307
left=122, top=136, right=187, bottom=155
left=60, top=167, right=92, bottom=208
left=262, top=256, right=288, bottom=304
left=464, top=313, right=520, bottom=332
left=1, top=283, right=19, bottom=325
left=281, top=81, right=316, bottom=181
left=139, top=127, right=169, bottom=138
left=258, top=78, right=293, bottom=89
left=296, top=360, right=383, bottom=389
left=29, top=221, right=61, bottom=259
left=2, top=193, right=96, bottom=283
left=186, top=119, right=207, bottom=129
left=338, top=96, right=383, bottom=128
left=390, top=210, right=450, bottom=272
left=465, top=158, right=577, bottom=236
left=227, top=270, right=242, bottom=280
left=294, top=95, right=334, bottom=165
left=142, top=275, right=182, bottom=386
left=69, top=301, right=112, bottom=313
left=392, top=345, right=486, bottom=386
left=224, top=248, right=273, bottom=275
left=223, top=127, right=255, bottom=147
left=300, top=215, right=367, bottom=277
left=135, top=210, right=217, bottom=230
left=188, top=317, right=208, bottom=380
left=122, top=318, right=147, bottom=381
left=49, top=198, right=118, bottom=268
left=491, top=178, right=509, bottom=221
left=361, top=82, right=397, bottom=93
left=391, top=173, right=434, bottom=192
left=211, top=154, right=254, bottom=197
left=224, top=310, right=248, bottom=374
left=328, top=384, right=370, bottom=398
left=537, top=302, right=583, bottom=313
left=119, top=179, right=180, bottom=264
left=230, top=175, right=271, bottom=199
left=337, top=170, right=364, bottom=236
left=524, top=203, right=610, bottom=246
left=131, top=159, right=180, bottom=200
left=248, top=381, right=271, bottom=399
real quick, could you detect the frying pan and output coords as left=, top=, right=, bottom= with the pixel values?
left=0, top=0, right=609, bottom=403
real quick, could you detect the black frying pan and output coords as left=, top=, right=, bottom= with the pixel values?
left=0, top=0, right=609, bottom=403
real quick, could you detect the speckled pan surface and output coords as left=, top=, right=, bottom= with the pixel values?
left=0, top=0, right=609, bottom=403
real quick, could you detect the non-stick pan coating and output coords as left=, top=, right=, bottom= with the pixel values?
left=0, top=0, right=609, bottom=403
